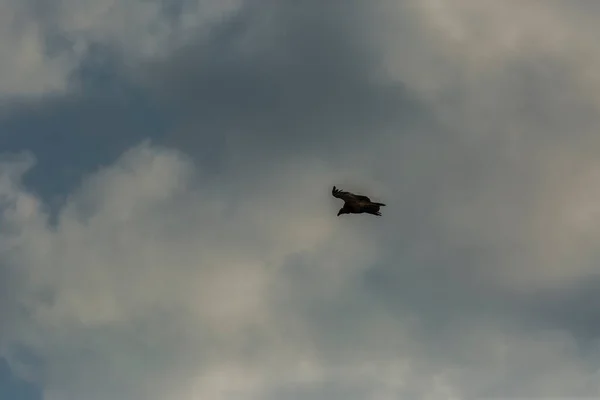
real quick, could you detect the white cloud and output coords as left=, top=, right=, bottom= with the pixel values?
left=361, top=0, right=600, bottom=291
left=376, top=0, right=600, bottom=99
left=0, top=0, right=242, bottom=97
left=0, top=141, right=386, bottom=399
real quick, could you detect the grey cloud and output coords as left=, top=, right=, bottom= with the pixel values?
left=4, top=0, right=600, bottom=399
left=521, top=276, right=600, bottom=344
left=142, top=0, right=430, bottom=167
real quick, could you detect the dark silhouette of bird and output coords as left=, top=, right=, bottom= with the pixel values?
left=332, top=186, right=386, bottom=216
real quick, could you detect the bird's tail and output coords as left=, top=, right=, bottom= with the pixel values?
left=372, top=202, right=386, bottom=206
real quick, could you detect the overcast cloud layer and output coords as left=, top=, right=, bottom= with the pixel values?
left=2, top=1, right=600, bottom=399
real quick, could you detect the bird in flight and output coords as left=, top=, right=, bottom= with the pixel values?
left=332, top=186, right=386, bottom=216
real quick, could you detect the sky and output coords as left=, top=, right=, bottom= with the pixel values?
left=2, top=0, right=600, bottom=399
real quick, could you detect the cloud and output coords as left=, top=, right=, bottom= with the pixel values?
left=2, top=141, right=598, bottom=400
left=140, top=0, right=428, bottom=170
left=3, top=0, right=600, bottom=399
left=0, top=0, right=242, bottom=97
left=0, top=141, right=383, bottom=400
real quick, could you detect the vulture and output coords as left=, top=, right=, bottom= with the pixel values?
left=332, top=186, right=386, bottom=216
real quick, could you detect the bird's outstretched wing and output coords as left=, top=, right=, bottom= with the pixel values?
left=332, top=186, right=371, bottom=203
